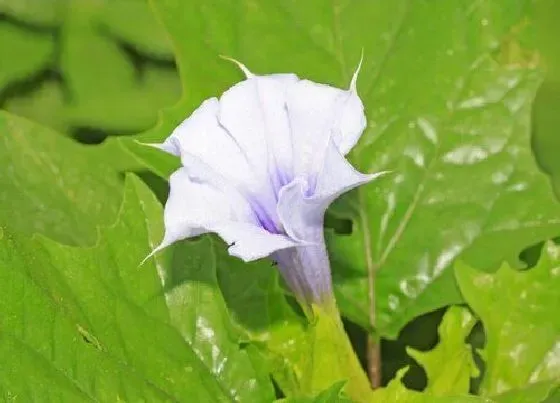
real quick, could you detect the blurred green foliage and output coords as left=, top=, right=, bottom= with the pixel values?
left=0, top=0, right=180, bottom=141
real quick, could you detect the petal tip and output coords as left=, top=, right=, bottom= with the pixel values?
left=349, top=50, right=364, bottom=93
left=219, top=55, right=254, bottom=78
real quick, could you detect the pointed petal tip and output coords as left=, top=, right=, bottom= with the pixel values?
left=349, top=49, right=364, bottom=93
left=139, top=241, right=169, bottom=267
left=134, top=140, right=163, bottom=149
left=366, top=170, right=392, bottom=182
left=219, top=55, right=254, bottom=78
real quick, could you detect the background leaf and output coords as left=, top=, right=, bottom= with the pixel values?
left=407, top=306, right=478, bottom=396
left=0, top=23, right=53, bottom=91
left=455, top=242, right=560, bottom=395
left=0, top=0, right=180, bottom=139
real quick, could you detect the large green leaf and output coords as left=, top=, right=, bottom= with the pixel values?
left=124, top=0, right=560, bottom=339
left=0, top=175, right=274, bottom=401
left=0, top=111, right=145, bottom=245
left=455, top=241, right=560, bottom=396
left=407, top=306, right=478, bottom=396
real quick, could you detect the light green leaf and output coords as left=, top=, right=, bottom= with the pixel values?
left=407, top=306, right=478, bottom=396
left=371, top=367, right=493, bottom=403
left=0, top=23, right=53, bottom=90
left=124, top=0, right=560, bottom=339
left=492, top=380, right=558, bottom=403
left=215, top=243, right=371, bottom=400
left=455, top=241, right=560, bottom=395
left=279, top=381, right=352, bottom=403
left=0, top=111, right=145, bottom=245
left=0, top=175, right=274, bottom=402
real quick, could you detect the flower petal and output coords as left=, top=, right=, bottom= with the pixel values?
left=157, top=98, right=255, bottom=190
left=285, top=79, right=366, bottom=180
left=218, top=74, right=299, bottom=191
left=155, top=165, right=300, bottom=262
left=277, top=141, right=385, bottom=243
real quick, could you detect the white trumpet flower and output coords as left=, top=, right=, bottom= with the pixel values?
left=151, top=58, right=384, bottom=308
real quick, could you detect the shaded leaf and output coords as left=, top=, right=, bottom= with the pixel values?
left=0, top=175, right=274, bottom=401
left=455, top=241, right=560, bottom=395
left=407, top=306, right=478, bottom=396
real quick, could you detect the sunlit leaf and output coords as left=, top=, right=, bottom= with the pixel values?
left=371, top=367, right=493, bottom=403
left=455, top=242, right=560, bottom=395
left=407, top=306, right=478, bottom=396
left=0, top=111, right=144, bottom=245
left=0, top=176, right=274, bottom=401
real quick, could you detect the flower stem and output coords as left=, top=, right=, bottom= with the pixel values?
left=367, top=335, right=381, bottom=388
left=304, top=302, right=372, bottom=402
left=360, top=188, right=382, bottom=389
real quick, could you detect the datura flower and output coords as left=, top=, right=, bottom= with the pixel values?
left=150, top=58, right=383, bottom=310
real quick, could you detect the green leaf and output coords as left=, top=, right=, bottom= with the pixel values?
left=492, top=380, right=559, bottom=403
left=0, top=23, right=53, bottom=90
left=0, top=175, right=274, bottom=401
left=59, top=1, right=180, bottom=133
left=124, top=0, right=560, bottom=339
left=0, top=0, right=64, bottom=26
left=4, top=80, right=70, bottom=133
left=455, top=241, right=560, bottom=395
left=99, top=0, right=174, bottom=59
left=1, top=0, right=179, bottom=135
left=407, top=306, right=478, bottom=396
left=215, top=243, right=371, bottom=400
left=279, top=381, right=352, bottom=403
left=371, top=367, right=493, bottom=403
left=0, top=111, right=146, bottom=245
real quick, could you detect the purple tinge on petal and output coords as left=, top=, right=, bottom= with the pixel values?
left=272, top=242, right=333, bottom=307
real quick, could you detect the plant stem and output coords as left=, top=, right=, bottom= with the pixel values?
left=359, top=189, right=382, bottom=388
left=367, top=335, right=381, bottom=388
